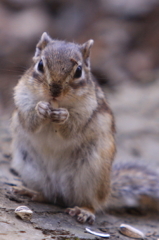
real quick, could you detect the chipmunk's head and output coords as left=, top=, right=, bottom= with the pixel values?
left=32, top=32, right=94, bottom=103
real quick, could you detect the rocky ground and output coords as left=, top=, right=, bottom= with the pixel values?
left=0, top=79, right=159, bottom=240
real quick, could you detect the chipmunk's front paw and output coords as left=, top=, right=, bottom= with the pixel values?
left=65, top=206, right=95, bottom=224
left=50, top=108, right=69, bottom=123
left=36, top=101, right=51, bottom=119
left=36, top=102, right=69, bottom=123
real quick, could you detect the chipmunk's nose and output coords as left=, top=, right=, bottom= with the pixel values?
left=49, top=83, right=63, bottom=98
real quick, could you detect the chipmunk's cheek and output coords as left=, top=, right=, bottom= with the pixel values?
left=70, top=79, right=87, bottom=90
left=62, top=87, right=69, bottom=97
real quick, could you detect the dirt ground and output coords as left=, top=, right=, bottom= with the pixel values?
left=0, top=79, right=159, bottom=240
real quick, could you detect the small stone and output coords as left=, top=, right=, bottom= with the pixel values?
left=119, top=224, right=145, bottom=239
left=15, top=206, right=33, bottom=221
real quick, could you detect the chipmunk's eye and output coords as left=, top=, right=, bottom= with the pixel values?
left=37, top=59, right=44, bottom=73
left=74, top=66, right=82, bottom=78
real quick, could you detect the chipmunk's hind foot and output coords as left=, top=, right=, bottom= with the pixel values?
left=12, top=186, right=46, bottom=202
left=65, top=206, right=95, bottom=224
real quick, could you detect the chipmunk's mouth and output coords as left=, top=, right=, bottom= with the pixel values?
left=52, top=95, right=63, bottom=102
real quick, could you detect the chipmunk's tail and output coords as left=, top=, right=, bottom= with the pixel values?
left=106, top=163, right=159, bottom=213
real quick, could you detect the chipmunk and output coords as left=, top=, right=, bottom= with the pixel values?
left=11, top=32, right=159, bottom=224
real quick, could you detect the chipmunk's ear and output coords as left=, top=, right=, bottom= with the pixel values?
left=33, top=32, right=52, bottom=59
left=81, top=39, right=94, bottom=66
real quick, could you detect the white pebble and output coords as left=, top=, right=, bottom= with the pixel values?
left=15, top=206, right=33, bottom=221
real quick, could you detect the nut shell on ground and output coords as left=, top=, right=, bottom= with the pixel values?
left=15, top=205, right=33, bottom=221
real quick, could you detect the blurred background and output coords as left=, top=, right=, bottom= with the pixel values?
left=0, top=0, right=159, bottom=167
